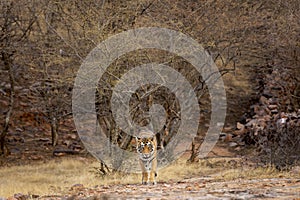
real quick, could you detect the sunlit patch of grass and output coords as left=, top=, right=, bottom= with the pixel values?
left=95, top=172, right=140, bottom=185
left=158, top=157, right=299, bottom=182
left=0, top=158, right=143, bottom=197
left=217, top=165, right=299, bottom=181
left=158, top=157, right=241, bottom=182
left=0, top=158, right=101, bottom=197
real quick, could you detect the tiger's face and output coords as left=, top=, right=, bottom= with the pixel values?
left=136, top=137, right=157, bottom=161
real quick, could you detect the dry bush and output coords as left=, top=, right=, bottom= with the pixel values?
left=242, top=67, right=300, bottom=169
left=254, top=112, right=300, bottom=169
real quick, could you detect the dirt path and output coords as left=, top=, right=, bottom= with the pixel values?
left=33, top=178, right=300, bottom=200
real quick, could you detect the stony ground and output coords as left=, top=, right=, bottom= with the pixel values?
left=6, top=177, right=300, bottom=200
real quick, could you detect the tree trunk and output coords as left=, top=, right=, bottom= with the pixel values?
left=187, top=138, right=197, bottom=163
left=51, top=116, right=59, bottom=146
left=0, top=54, right=14, bottom=156
left=120, top=133, right=132, bottom=150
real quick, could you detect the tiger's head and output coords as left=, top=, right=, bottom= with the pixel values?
left=136, top=136, right=157, bottom=161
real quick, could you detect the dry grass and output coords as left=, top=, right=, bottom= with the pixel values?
left=0, top=157, right=298, bottom=197
left=160, top=157, right=300, bottom=182
left=217, top=165, right=298, bottom=181
left=0, top=158, right=102, bottom=197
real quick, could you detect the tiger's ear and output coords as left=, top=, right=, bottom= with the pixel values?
left=150, top=136, right=155, bottom=142
left=135, top=136, right=139, bottom=142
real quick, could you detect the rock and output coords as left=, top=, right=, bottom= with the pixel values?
left=236, top=122, right=245, bottom=130
left=291, top=166, right=300, bottom=175
left=219, top=133, right=226, bottom=141
left=237, top=141, right=246, bottom=146
left=277, top=117, right=287, bottom=125
left=224, top=133, right=233, bottom=142
left=185, top=185, right=193, bottom=191
left=271, top=109, right=278, bottom=114
left=15, top=127, right=24, bottom=132
left=234, top=128, right=246, bottom=136
left=262, top=91, right=273, bottom=98
left=251, top=105, right=260, bottom=114
left=223, top=126, right=233, bottom=133
left=13, top=193, right=27, bottom=200
left=234, top=146, right=242, bottom=151
left=39, top=138, right=51, bottom=142
left=246, top=119, right=257, bottom=127
left=229, top=142, right=238, bottom=147
left=268, top=97, right=277, bottom=104
left=29, top=155, right=43, bottom=160
left=268, top=104, right=278, bottom=110
left=6, top=197, right=16, bottom=200
left=30, top=194, right=39, bottom=199
left=259, top=96, right=269, bottom=105
left=70, top=183, right=84, bottom=191
left=62, top=140, right=72, bottom=147
left=66, top=134, right=77, bottom=140
left=263, top=115, right=272, bottom=121
left=264, top=107, right=271, bottom=115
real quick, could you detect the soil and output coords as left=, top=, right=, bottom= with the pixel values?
left=60, top=178, right=300, bottom=200
left=8, top=178, right=300, bottom=200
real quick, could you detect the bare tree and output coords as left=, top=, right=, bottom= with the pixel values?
left=0, top=1, right=38, bottom=155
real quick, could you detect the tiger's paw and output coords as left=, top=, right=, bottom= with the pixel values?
left=148, top=181, right=157, bottom=185
left=142, top=181, right=156, bottom=185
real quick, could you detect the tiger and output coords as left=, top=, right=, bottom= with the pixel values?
left=136, top=131, right=157, bottom=185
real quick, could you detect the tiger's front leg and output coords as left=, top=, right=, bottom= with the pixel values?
left=140, top=159, right=149, bottom=185
left=149, top=171, right=156, bottom=185
left=142, top=171, right=149, bottom=185
left=149, top=158, right=157, bottom=185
